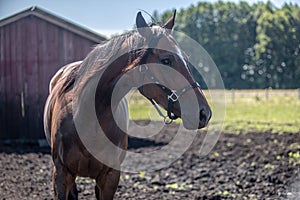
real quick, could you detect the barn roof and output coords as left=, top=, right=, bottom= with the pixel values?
left=0, top=6, right=106, bottom=43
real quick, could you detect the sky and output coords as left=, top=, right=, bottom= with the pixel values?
left=0, top=0, right=299, bottom=37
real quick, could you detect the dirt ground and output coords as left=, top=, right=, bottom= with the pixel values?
left=1, top=121, right=300, bottom=200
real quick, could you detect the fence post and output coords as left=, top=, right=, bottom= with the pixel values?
left=298, top=88, right=300, bottom=100
left=231, top=89, right=235, bottom=103
left=265, top=88, right=269, bottom=101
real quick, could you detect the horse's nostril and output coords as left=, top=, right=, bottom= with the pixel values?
left=200, top=109, right=207, bottom=123
left=199, top=108, right=211, bottom=128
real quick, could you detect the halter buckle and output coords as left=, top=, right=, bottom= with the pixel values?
left=139, top=65, right=148, bottom=74
left=164, top=116, right=173, bottom=124
left=168, top=90, right=179, bottom=102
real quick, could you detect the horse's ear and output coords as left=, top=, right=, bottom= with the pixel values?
left=136, top=12, right=148, bottom=28
left=136, top=12, right=151, bottom=38
left=163, top=10, right=176, bottom=30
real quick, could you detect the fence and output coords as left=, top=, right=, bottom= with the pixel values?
left=226, top=89, right=300, bottom=103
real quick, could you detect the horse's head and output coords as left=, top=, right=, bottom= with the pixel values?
left=132, top=11, right=212, bottom=130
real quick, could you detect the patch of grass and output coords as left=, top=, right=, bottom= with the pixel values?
left=127, top=90, right=300, bottom=134
left=222, top=93, right=300, bottom=134
left=126, top=90, right=162, bottom=120
left=288, top=151, right=300, bottom=165
left=165, top=182, right=193, bottom=190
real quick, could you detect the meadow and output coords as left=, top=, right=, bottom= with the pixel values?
left=127, top=89, right=300, bottom=134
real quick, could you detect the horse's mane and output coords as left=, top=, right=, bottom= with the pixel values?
left=58, top=24, right=168, bottom=104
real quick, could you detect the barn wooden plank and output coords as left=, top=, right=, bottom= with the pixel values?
left=50, top=21, right=60, bottom=75
left=58, top=27, right=64, bottom=66
left=16, top=20, right=23, bottom=105
left=15, top=20, right=25, bottom=139
left=73, top=34, right=80, bottom=59
left=26, top=16, right=39, bottom=139
left=39, top=18, right=49, bottom=97
left=3, top=25, right=9, bottom=138
left=67, top=30, right=72, bottom=63
left=73, top=33, right=82, bottom=61
left=4, top=24, right=13, bottom=139
left=16, top=18, right=26, bottom=138
left=10, top=22, right=17, bottom=97
left=37, top=18, right=49, bottom=139
left=0, top=26, right=5, bottom=136
left=33, top=17, right=40, bottom=140
left=37, top=18, right=46, bottom=110
left=22, top=17, right=31, bottom=139
left=11, top=21, right=19, bottom=139
left=65, top=30, right=75, bottom=64
left=46, top=21, right=58, bottom=89
left=63, top=30, right=69, bottom=64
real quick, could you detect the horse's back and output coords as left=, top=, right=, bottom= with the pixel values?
left=44, top=61, right=82, bottom=145
left=49, top=61, right=83, bottom=93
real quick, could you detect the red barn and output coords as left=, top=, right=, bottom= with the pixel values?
left=0, top=7, right=106, bottom=141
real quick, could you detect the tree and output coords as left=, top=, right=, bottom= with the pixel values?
left=154, top=1, right=300, bottom=89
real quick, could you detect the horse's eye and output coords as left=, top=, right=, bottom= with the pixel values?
left=161, top=58, right=171, bottom=66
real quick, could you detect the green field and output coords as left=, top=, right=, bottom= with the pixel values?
left=127, top=90, right=300, bottom=134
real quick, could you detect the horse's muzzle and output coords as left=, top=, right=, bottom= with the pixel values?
left=198, top=107, right=212, bottom=129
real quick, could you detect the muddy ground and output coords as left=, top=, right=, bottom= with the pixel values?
left=1, top=121, right=300, bottom=200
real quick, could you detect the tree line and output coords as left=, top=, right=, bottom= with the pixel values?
left=155, top=1, right=300, bottom=89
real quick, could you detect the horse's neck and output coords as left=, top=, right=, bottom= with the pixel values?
left=95, top=52, right=133, bottom=112
left=92, top=52, right=132, bottom=139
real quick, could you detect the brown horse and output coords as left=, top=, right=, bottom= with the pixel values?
left=44, top=11, right=211, bottom=200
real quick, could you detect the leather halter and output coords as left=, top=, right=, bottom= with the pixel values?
left=130, top=31, right=200, bottom=124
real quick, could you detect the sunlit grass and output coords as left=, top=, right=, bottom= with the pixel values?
left=222, top=90, right=300, bottom=134
left=126, top=90, right=162, bottom=121
left=126, top=90, right=300, bottom=134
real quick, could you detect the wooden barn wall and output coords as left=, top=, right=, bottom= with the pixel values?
left=0, top=15, right=99, bottom=140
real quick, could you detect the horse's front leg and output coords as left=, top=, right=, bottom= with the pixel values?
left=95, top=169, right=120, bottom=200
left=52, top=159, right=77, bottom=200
